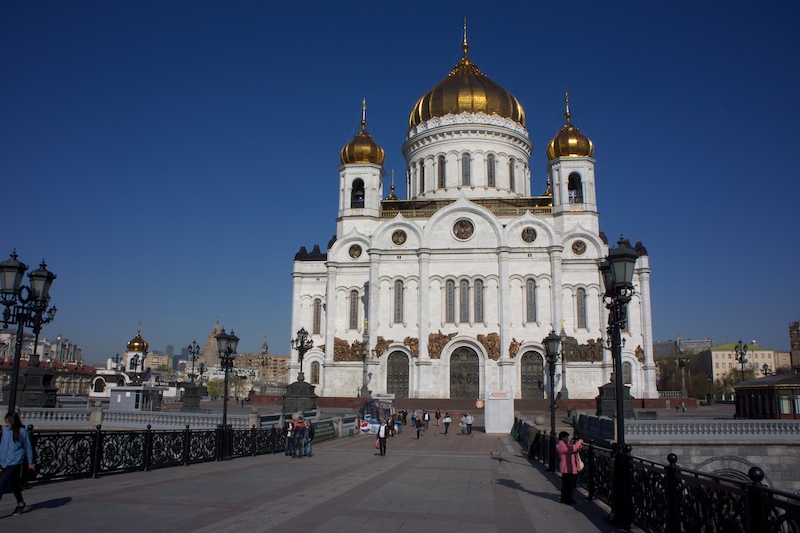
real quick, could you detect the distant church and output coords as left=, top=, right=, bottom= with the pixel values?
left=291, top=31, right=657, bottom=400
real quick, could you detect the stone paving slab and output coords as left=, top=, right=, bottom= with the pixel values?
left=0, top=424, right=639, bottom=532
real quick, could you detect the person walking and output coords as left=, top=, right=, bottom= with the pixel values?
left=423, top=410, right=430, bottom=430
left=377, top=420, right=388, bottom=456
left=284, top=419, right=294, bottom=456
left=306, top=422, right=314, bottom=457
left=410, top=410, right=417, bottom=428
left=0, top=412, right=35, bottom=516
left=556, top=431, right=584, bottom=504
left=443, top=413, right=451, bottom=435
left=465, top=412, right=474, bottom=434
left=415, top=416, right=423, bottom=439
left=435, top=410, right=441, bottom=426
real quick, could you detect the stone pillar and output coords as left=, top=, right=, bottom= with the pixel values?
left=417, top=250, right=431, bottom=361
left=324, top=263, right=339, bottom=364
left=89, top=400, right=104, bottom=427
left=548, top=246, right=564, bottom=331
left=249, top=407, right=260, bottom=429
left=637, top=263, right=657, bottom=399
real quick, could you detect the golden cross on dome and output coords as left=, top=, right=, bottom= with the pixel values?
left=564, top=91, right=571, bottom=124
left=138, top=320, right=142, bottom=334
left=462, top=17, right=469, bottom=57
left=361, top=98, right=367, bottom=129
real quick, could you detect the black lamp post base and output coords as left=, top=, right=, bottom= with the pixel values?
left=358, top=386, right=372, bottom=399
left=181, top=382, right=202, bottom=412
left=16, top=365, right=57, bottom=408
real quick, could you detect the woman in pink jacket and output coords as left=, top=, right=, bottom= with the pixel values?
left=556, top=431, right=583, bottom=504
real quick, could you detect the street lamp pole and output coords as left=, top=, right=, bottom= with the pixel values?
left=675, top=349, right=689, bottom=397
left=735, top=340, right=748, bottom=382
left=558, top=327, right=569, bottom=399
left=599, top=237, right=639, bottom=529
left=290, top=328, right=313, bottom=383
left=215, top=327, right=239, bottom=460
left=187, top=340, right=200, bottom=383
left=0, top=251, right=57, bottom=414
left=359, top=319, right=372, bottom=399
left=543, top=330, right=561, bottom=472
left=762, top=363, right=770, bottom=377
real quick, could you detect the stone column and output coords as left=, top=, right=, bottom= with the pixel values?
left=548, top=246, right=564, bottom=331
left=497, top=247, right=514, bottom=392
left=324, top=263, right=338, bottom=364
left=416, top=250, right=432, bottom=397
left=637, top=262, right=657, bottom=399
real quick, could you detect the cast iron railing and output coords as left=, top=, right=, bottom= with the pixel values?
left=28, top=424, right=285, bottom=484
left=515, top=418, right=800, bottom=532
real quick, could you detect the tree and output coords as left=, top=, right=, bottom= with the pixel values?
left=715, top=368, right=755, bottom=400
left=206, top=379, right=223, bottom=398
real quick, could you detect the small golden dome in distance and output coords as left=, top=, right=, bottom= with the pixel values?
left=547, top=92, right=594, bottom=160
left=340, top=99, right=385, bottom=166
left=127, top=324, right=149, bottom=353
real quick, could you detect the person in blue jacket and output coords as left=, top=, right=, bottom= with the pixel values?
left=0, top=412, right=36, bottom=515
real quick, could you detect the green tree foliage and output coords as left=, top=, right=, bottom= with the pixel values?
left=206, top=379, right=223, bottom=398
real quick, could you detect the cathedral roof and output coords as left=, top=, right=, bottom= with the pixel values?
left=126, top=325, right=148, bottom=353
left=547, top=93, right=594, bottom=160
left=340, top=100, right=385, bottom=166
left=408, top=27, right=526, bottom=130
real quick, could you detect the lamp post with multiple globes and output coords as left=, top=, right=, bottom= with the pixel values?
left=187, top=340, right=200, bottom=383
left=735, top=340, right=749, bottom=382
left=259, top=336, right=269, bottom=394
left=0, top=251, right=57, bottom=413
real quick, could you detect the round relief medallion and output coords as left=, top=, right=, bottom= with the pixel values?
left=571, top=240, right=587, bottom=255
left=349, top=244, right=362, bottom=258
left=391, top=230, right=407, bottom=245
left=453, top=219, right=475, bottom=240
left=521, top=227, right=537, bottom=243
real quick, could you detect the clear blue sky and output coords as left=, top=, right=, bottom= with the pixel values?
left=2, top=1, right=798, bottom=364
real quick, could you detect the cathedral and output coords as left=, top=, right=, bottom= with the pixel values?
left=291, top=33, right=657, bottom=400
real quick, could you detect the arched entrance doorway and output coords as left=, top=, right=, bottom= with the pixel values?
left=450, top=347, right=479, bottom=399
left=386, top=351, right=409, bottom=398
left=520, top=351, right=544, bottom=399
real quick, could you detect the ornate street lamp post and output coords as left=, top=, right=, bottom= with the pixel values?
left=187, top=340, right=200, bottom=383
left=675, top=350, right=690, bottom=397
left=558, top=327, right=569, bottom=399
left=543, top=330, right=561, bottom=472
left=0, top=251, right=57, bottom=413
left=599, top=237, right=638, bottom=529
left=734, top=340, right=748, bottom=382
left=290, top=328, right=313, bottom=383
left=197, top=362, right=207, bottom=385
left=762, top=363, right=770, bottom=377
left=259, top=336, right=269, bottom=394
left=359, top=319, right=373, bottom=399
left=215, top=328, right=239, bottom=460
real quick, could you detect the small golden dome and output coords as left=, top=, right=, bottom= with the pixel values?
left=127, top=325, right=149, bottom=353
left=547, top=92, right=594, bottom=160
left=409, top=28, right=525, bottom=130
left=340, top=99, right=385, bottom=166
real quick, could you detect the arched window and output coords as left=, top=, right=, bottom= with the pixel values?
left=445, top=280, right=455, bottom=323
left=419, top=161, right=425, bottom=192
left=394, top=280, right=404, bottom=323
left=622, top=361, right=632, bottom=385
left=461, top=154, right=471, bottom=186
left=509, top=159, right=516, bottom=190
left=576, top=288, right=587, bottom=329
left=459, top=280, right=470, bottom=323
left=349, top=290, right=359, bottom=329
left=568, top=173, right=583, bottom=203
left=93, top=378, right=105, bottom=393
left=313, top=299, right=322, bottom=334
left=487, top=155, right=496, bottom=187
left=438, top=156, right=446, bottom=188
left=311, top=361, right=320, bottom=384
left=474, top=280, right=484, bottom=323
left=526, top=279, right=537, bottom=323
left=351, top=179, right=365, bottom=208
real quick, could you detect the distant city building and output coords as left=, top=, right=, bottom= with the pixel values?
left=235, top=353, right=289, bottom=386
left=699, top=343, right=777, bottom=383
left=166, top=344, right=175, bottom=357
left=790, top=321, right=800, bottom=367
left=677, top=335, right=714, bottom=353
left=653, top=340, right=678, bottom=358
left=146, top=353, right=172, bottom=371
left=775, top=352, right=792, bottom=372
left=0, top=331, right=82, bottom=364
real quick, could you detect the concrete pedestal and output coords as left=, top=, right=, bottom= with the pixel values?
left=16, top=365, right=57, bottom=408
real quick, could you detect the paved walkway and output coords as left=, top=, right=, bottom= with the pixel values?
left=0, top=423, right=638, bottom=532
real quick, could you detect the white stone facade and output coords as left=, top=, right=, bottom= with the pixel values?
left=290, top=55, right=657, bottom=401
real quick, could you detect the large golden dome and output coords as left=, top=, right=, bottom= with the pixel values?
left=127, top=326, right=149, bottom=353
left=547, top=93, right=594, bottom=160
left=408, top=38, right=525, bottom=130
left=340, top=100, right=385, bottom=166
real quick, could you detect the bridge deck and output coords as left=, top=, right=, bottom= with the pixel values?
left=3, top=421, right=640, bottom=532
